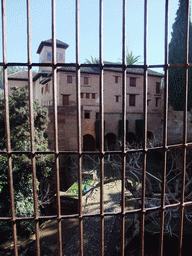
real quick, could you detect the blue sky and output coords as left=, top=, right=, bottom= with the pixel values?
left=0, top=0, right=179, bottom=69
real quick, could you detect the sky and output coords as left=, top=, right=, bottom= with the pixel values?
left=0, top=0, right=179, bottom=71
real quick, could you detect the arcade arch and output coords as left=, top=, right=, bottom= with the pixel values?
left=105, top=133, right=117, bottom=151
left=83, top=134, right=96, bottom=151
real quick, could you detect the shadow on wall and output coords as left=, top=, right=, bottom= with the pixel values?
left=105, top=133, right=117, bottom=151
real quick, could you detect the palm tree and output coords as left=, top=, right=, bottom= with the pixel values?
left=126, top=51, right=140, bottom=65
left=119, top=49, right=141, bottom=65
left=85, top=56, right=99, bottom=64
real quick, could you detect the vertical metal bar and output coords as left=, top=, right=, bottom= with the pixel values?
left=26, top=1, right=40, bottom=255
left=99, top=0, right=104, bottom=255
left=141, top=0, right=148, bottom=255
left=1, top=1, right=18, bottom=255
left=159, top=1, right=169, bottom=255
left=52, top=1, right=62, bottom=255
left=75, top=1, right=83, bottom=255
left=121, top=0, right=126, bottom=255
left=179, top=1, right=189, bottom=255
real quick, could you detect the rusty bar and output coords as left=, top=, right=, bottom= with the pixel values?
left=1, top=1, right=18, bottom=255
left=179, top=1, right=190, bottom=255
left=140, top=0, right=148, bottom=255
left=99, top=0, right=104, bottom=255
left=1, top=1, right=191, bottom=256
left=0, top=201, right=184, bottom=221
left=75, top=1, right=83, bottom=255
left=26, top=1, right=40, bottom=255
left=51, top=0, right=62, bottom=255
left=120, top=0, right=126, bottom=255
left=159, top=1, right=169, bottom=256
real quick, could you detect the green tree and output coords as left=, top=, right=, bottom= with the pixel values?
left=85, top=55, right=99, bottom=64
left=126, top=50, right=140, bottom=65
left=0, top=66, right=26, bottom=89
left=169, top=0, right=192, bottom=110
left=119, top=49, right=141, bottom=65
left=0, top=86, right=53, bottom=239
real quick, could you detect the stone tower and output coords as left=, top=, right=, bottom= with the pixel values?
left=37, top=39, right=69, bottom=71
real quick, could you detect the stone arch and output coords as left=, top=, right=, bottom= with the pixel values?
left=147, top=131, right=154, bottom=140
left=83, top=134, right=96, bottom=151
left=127, top=132, right=136, bottom=144
left=105, top=133, right=117, bottom=151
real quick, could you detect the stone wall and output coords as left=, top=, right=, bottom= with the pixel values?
left=47, top=105, right=79, bottom=151
left=167, top=106, right=192, bottom=144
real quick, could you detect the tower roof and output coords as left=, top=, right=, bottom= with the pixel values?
left=37, top=39, right=69, bottom=54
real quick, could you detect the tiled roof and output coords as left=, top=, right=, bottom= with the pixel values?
left=33, top=70, right=51, bottom=81
left=8, top=71, right=37, bottom=80
left=58, top=65, right=163, bottom=77
left=59, top=66, right=100, bottom=74
left=8, top=65, right=163, bottom=81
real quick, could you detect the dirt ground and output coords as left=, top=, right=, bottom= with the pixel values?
left=2, top=178, right=191, bottom=256
left=0, top=180, right=128, bottom=256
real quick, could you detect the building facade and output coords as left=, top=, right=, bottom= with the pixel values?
left=8, top=39, right=164, bottom=151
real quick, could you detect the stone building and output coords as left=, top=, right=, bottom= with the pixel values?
left=8, top=39, right=164, bottom=151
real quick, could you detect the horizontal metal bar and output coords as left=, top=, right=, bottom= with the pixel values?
left=1, top=142, right=192, bottom=156
left=1, top=201, right=185, bottom=224
left=2, top=62, right=192, bottom=69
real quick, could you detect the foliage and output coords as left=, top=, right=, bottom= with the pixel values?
left=67, top=180, right=93, bottom=195
left=85, top=51, right=140, bottom=66
left=84, top=55, right=99, bottom=64
left=169, top=0, right=192, bottom=110
left=0, top=66, right=26, bottom=89
left=119, top=49, right=141, bottom=65
left=0, top=86, right=54, bottom=238
left=126, top=50, right=140, bottom=65
left=0, top=88, right=3, bottom=100
left=14, top=180, right=36, bottom=237
left=0, top=86, right=48, bottom=150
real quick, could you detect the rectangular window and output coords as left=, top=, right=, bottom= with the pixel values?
left=84, top=77, right=89, bottom=85
left=67, top=75, right=72, bottom=83
left=62, top=94, right=69, bottom=105
left=92, top=93, right=95, bottom=99
left=130, top=77, right=136, bottom=87
left=84, top=110, right=90, bottom=119
left=129, top=94, right=136, bottom=106
left=45, top=84, right=49, bottom=93
left=116, top=95, right=120, bottom=102
left=156, top=97, right=160, bottom=107
left=156, top=82, right=161, bottom=94
left=57, top=53, right=63, bottom=61
left=47, top=52, right=52, bottom=61
left=59, top=53, right=63, bottom=60
left=115, top=76, right=118, bottom=83
left=81, top=93, right=84, bottom=98
left=86, top=93, right=90, bottom=99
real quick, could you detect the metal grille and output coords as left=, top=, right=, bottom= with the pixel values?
left=0, top=0, right=192, bottom=256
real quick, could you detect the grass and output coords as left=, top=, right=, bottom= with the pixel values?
left=66, top=180, right=93, bottom=195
